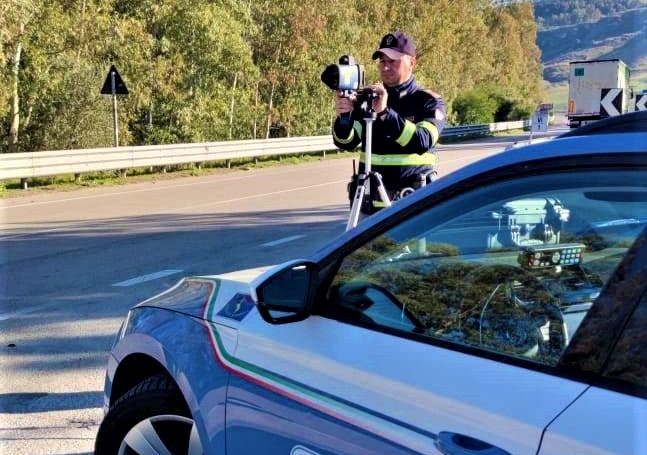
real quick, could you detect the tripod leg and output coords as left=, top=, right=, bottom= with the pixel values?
left=347, top=174, right=369, bottom=231
left=375, top=183, right=392, bottom=208
left=371, top=172, right=392, bottom=208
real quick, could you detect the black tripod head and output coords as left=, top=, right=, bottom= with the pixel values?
left=355, top=87, right=378, bottom=119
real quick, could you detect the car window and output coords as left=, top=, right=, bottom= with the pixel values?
left=601, top=290, right=647, bottom=396
left=325, top=169, right=647, bottom=367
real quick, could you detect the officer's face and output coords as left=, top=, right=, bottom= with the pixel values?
left=378, top=55, right=415, bottom=87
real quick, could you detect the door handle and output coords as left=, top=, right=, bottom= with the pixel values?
left=435, top=431, right=512, bottom=455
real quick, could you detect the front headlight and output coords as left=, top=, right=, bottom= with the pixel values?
left=112, top=310, right=132, bottom=348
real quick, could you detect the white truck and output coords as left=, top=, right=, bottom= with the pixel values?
left=567, top=59, right=632, bottom=128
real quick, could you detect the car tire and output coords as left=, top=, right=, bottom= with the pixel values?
left=95, top=374, right=202, bottom=455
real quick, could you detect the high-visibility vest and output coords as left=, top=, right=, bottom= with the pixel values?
left=359, top=151, right=436, bottom=166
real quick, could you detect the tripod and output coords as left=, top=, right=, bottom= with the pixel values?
left=346, top=108, right=393, bottom=231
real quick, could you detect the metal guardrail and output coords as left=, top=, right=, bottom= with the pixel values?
left=442, top=120, right=528, bottom=138
left=0, top=120, right=530, bottom=184
left=442, top=124, right=491, bottom=138
left=0, top=136, right=335, bottom=181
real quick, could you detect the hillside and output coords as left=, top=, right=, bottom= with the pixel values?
left=534, top=0, right=646, bottom=28
left=536, top=6, right=647, bottom=83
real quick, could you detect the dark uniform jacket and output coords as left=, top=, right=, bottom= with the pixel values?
left=332, top=76, right=446, bottom=191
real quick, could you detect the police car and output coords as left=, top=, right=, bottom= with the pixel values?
left=95, top=111, right=647, bottom=455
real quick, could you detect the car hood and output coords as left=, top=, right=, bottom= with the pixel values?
left=134, top=264, right=276, bottom=322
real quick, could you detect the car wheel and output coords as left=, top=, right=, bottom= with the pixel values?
left=95, top=374, right=203, bottom=455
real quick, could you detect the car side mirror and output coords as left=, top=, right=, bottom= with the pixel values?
left=256, top=261, right=315, bottom=324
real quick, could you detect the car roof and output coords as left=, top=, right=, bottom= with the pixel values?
left=559, top=110, right=647, bottom=137
left=313, top=111, right=647, bottom=259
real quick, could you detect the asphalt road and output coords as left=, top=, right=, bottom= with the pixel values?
left=0, top=130, right=562, bottom=454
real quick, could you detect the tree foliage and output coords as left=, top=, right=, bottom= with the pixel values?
left=1, top=0, right=543, bottom=153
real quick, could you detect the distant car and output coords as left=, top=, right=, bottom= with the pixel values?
left=95, top=112, right=647, bottom=455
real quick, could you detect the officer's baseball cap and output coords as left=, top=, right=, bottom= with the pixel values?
left=371, top=32, right=416, bottom=60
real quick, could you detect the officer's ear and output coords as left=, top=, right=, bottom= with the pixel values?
left=409, top=56, right=417, bottom=70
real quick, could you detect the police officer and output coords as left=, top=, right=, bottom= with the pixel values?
left=333, top=32, right=446, bottom=213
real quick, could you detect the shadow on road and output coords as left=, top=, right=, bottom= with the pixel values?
left=1, top=205, right=348, bottom=376
left=0, top=391, right=103, bottom=413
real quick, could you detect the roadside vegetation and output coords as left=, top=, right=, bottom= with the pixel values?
left=2, top=0, right=543, bottom=154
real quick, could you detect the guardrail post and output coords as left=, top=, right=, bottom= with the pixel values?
left=74, top=173, right=82, bottom=183
left=20, top=178, right=28, bottom=190
left=226, top=159, right=231, bottom=169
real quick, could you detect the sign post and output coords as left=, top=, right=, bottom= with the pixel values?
left=101, top=65, right=129, bottom=147
left=111, top=71, right=119, bottom=146
left=530, top=103, right=550, bottom=143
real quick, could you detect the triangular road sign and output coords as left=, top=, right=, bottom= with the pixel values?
left=600, top=88, right=622, bottom=117
left=636, top=95, right=647, bottom=111
left=101, top=65, right=129, bottom=95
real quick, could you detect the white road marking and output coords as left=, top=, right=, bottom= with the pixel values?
left=0, top=226, right=64, bottom=241
left=153, top=180, right=348, bottom=212
left=0, top=300, right=76, bottom=321
left=112, top=269, right=183, bottom=287
left=438, top=142, right=512, bottom=149
left=3, top=134, right=559, bottom=211
left=261, top=235, right=305, bottom=247
left=440, top=151, right=498, bottom=164
left=0, top=180, right=348, bottom=241
left=2, top=164, right=350, bottom=209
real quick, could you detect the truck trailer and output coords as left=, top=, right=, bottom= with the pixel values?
left=567, top=59, right=632, bottom=128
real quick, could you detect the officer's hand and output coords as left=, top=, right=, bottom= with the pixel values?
left=336, top=91, right=355, bottom=116
left=368, top=83, right=387, bottom=114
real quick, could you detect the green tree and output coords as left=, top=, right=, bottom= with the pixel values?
left=453, top=88, right=498, bottom=124
left=1, top=0, right=545, bottom=152
left=114, top=0, right=259, bottom=144
left=1, top=0, right=39, bottom=152
left=484, top=2, right=542, bottom=111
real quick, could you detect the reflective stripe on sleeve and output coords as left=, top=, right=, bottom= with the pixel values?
left=353, top=121, right=363, bottom=139
left=359, top=152, right=436, bottom=166
left=334, top=120, right=363, bottom=144
left=417, top=120, right=439, bottom=145
left=395, top=120, right=416, bottom=146
left=333, top=127, right=355, bottom=144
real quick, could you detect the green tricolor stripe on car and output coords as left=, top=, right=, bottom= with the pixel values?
left=200, top=290, right=436, bottom=450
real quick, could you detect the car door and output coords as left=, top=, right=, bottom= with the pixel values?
left=225, top=159, right=647, bottom=455
left=538, top=280, right=647, bottom=455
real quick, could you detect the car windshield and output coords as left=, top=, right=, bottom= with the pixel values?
left=329, top=170, right=647, bottom=366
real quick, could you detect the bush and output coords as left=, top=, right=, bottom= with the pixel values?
left=494, top=98, right=515, bottom=122
left=452, top=90, right=498, bottom=125
left=508, top=103, right=533, bottom=121
left=453, top=86, right=534, bottom=125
